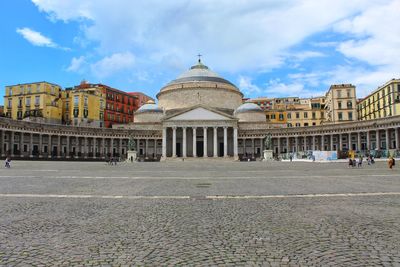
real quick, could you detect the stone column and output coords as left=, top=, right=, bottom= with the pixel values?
left=233, top=127, right=238, bottom=160
left=76, top=136, right=80, bottom=157
left=223, top=127, right=228, bottom=157
left=84, top=137, right=88, bottom=158
left=0, top=130, right=3, bottom=157
left=348, top=133, right=351, bottom=151
left=57, top=135, right=61, bottom=158
left=101, top=138, right=105, bottom=158
left=277, top=137, right=281, bottom=155
left=243, top=138, right=246, bottom=155
left=321, top=135, right=325, bottom=151
left=192, top=127, right=197, bottom=157
left=357, top=132, right=361, bottom=151
left=366, top=131, right=370, bottom=150
left=20, top=132, right=24, bottom=157
left=203, top=127, right=208, bottom=158
left=154, top=139, right=157, bottom=157
left=395, top=128, right=399, bottom=150
left=38, top=133, right=42, bottom=157
left=330, top=135, right=334, bottom=151
left=110, top=138, right=114, bottom=156
left=339, top=134, right=343, bottom=151
left=376, top=130, right=380, bottom=150
left=286, top=137, right=290, bottom=152
left=47, top=135, right=51, bottom=158
left=182, top=127, right=187, bottom=158
left=172, top=127, right=177, bottom=157
left=213, top=127, right=218, bottom=158
left=144, top=139, right=148, bottom=157
left=312, top=136, right=316, bottom=151
left=119, top=139, right=123, bottom=157
left=251, top=138, right=255, bottom=156
left=10, top=131, right=15, bottom=157
left=385, top=129, right=390, bottom=150
left=93, top=138, right=97, bottom=158
left=303, top=136, right=307, bottom=151
left=66, top=136, right=70, bottom=158
left=30, top=133, right=33, bottom=157
left=295, top=136, right=298, bottom=152
left=260, top=137, right=263, bottom=152
left=162, top=127, right=167, bottom=158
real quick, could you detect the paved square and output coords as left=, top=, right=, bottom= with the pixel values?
left=1, top=161, right=400, bottom=266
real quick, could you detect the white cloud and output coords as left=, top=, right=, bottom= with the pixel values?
left=289, top=51, right=325, bottom=62
left=238, top=76, right=261, bottom=95
left=16, top=27, right=56, bottom=48
left=90, top=52, right=135, bottom=78
left=265, top=79, right=325, bottom=98
left=67, top=56, right=86, bottom=73
left=16, top=27, right=70, bottom=50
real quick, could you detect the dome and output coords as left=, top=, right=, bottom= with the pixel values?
left=165, top=60, right=239, bottom=90
left=234, top=102, right=263, bottom=114
left=136, top=100, right=163, bottom=114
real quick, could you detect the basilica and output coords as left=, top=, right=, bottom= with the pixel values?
left=1, top=60, right=400, bottom=161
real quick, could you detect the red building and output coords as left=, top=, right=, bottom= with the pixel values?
left=75, top=81, right=139, bottom=128
left=128, top=92, right=154, bottom=108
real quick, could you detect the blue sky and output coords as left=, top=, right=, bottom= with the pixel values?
left=1, top=0, right=399, bottom=105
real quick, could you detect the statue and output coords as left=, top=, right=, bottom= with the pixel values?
left=264, top=134, right=272, bottom=150
left=128, top=136, right=136, bottom=151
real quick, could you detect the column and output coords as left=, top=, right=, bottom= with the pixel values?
left=385, top=129, right=390, bottom=150
left=243, top=138, right=246, bottom=155
left=233, top=127, right=238, bottom=159
left=154, top=139, right=157, bottom=157
left=395, top=128, right=399, bottom=150
left=366, top=131, right=370, bottom=150
left=357, top=132, right=361, bottom=151
left=66, top=136, right=70, bottom=158
left=203, top=127, right=208, bottom=158
left=223, top=127, right=228, bottom=157
left=277, top=137, right=281, bottom=155
left=136, top=138, right=139, bottom=153
left=376, top=130, right=380, bottom=150
left=30, top=133, right=33, bottom=157
left=162, top=127, right=167, bottom=158
left=38, top=133, right=42, bottom=157
left=47, top=135, right=51, bottom=158
left=20, top=132, right=24, bottom=157
left=192, top=127, right=197, bottom=157
left=286, top=137, right=290, bottom=152
left=0, top=130, right=4, bottom=157
left=10, top=131, right=15, bottom=156
left=330, top=134, right=334, bottom=151
left=260, top=137, right=263, bottom=152
left=312, top=136, right=316, bottom=151
left=348, top=133, right=352, bottom=151
left=110, top=138, right=114, bottom=156
left=339, top=134, right=343, bottom=151
left=182, top=127, right=187, bottom=158
left=303, top=136, right=307, bottom=151
left=144, top=139, right=148, bottom=157
left=172, top=127, right=177, bottom=157
left=119, top=139, right=123, bottom=157
left=213, top=127, right=218, bottom=158
left=76, top=136, right=80, bottom=157
left=101, top=138, right=105, bottom=158
left=93, top=138, right=97, bottom=158
left=321, top=135, right=325, bottom=151
left=295, top=136, right=298, bottom=152
left=57, top=135, right=61, bottom=158
left=251, top=138, right=255, bottom=156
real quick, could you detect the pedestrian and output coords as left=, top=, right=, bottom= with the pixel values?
left=113, top=157, right=117, bottom=165
left=289, top=154, right=293, bottom=162
left=357, top=156, right=363, bottom=168
left=4, top=157, right=11, bottom=168
left=348, top=158, right=353, bottom=168
left=388, top=156, right=394, bottom=170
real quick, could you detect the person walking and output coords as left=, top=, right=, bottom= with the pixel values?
left=388, top=156, right=394, bottom=170
left=357, top=156, right=363, bottom=168
left=4, top=157, right=11, bottom=168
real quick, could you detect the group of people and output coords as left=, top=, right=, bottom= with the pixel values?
left=107, top=157, right=119, bottom=165
left=348, top=156, right=364, bottom=168
left=348, top=154, right=396, bottom=169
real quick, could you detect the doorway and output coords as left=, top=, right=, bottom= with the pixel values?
left=176, top=143, right=181, bottom=157
left=196, top=141, right=204, bottom=157
left=219, top=143, right=224, bottom=157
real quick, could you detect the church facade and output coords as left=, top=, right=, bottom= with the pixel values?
left=1, top=60, right=400, bottom=161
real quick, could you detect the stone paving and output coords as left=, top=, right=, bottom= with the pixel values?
left=0, top=160, right=399, bottom=266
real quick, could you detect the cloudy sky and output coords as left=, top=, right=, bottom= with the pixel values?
left=1, top=0, right=399, bottom=105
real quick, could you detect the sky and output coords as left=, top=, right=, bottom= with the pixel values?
left=1, top=0, right=399, bottom=105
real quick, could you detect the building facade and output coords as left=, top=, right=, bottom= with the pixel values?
left=129, top=92, right=154, bottom=109
left=3, top=82, right=63, bottom=124
left=325, top=84, right=357, bottom=123
left=357, top=79, right=400, bottom=121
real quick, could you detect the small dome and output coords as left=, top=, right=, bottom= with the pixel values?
left=136, top=102, right=163, bottom=113
left=234, top=102, right=263, bottom=114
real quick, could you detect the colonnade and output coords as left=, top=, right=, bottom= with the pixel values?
left=161, top=126, right=238, bottom=158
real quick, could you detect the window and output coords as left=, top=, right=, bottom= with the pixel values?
left=74, top=95, right=79, bottom=106
left=8, top=98, right=12, bottom=108
left=304, top=112, right=308, bottom=119
left=26, top=97, right=31, bottom=106
left=271, top=114, right=276, bottom=120
left=347, top=89, right=351, bottom=97
left=337, top=90, right=342, bottom=98
left=100, top=100, right=104, bottom=109
left=35, top=96, right=40, bottom=106
left=296, top=112, right=300, bottom=119
left=84, top=96, right=88, bottom=107
left=347, top=101, right=352, bottom=108
left=8, top=87, right=12, bottom=96
left=279, top=113, right=284, bottom=121
left=295, top=123, right=301, bottom=127
left=17, top=111, right=23, bottom=119
left=27, top=86, right=31, bottom=94
left=312, top=112, right=316, bottom=119
left=304, top=123, right=309, bottom=127
left=287, top=113, right=291, bottom=119
left=287, top=123, right=292, bottom=127
left=338, top=101, right=342, bottom=109
left=320, top=111, right=324, bottom=118
left=348, top=112, right=353, bottom=120
left=266, top=114, right=270, bottom=120
left=66, top=101, right=69, bottom=110
left=36, top=84, right=40, bottom=93
left=338, top=112, right=343, bottom=121
left=18, top=98, right=23, bottom=108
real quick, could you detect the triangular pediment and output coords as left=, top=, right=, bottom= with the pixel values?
left=166, top=107, right=233, bottom=121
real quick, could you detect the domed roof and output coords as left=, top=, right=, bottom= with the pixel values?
left=234, top=102, right=263, bottom=114
left=136, top=100, right=163, bottom=113
left=165, top=60, right=239, bottom=89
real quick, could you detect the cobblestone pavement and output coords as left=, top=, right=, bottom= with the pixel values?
left=0, top=161, right=399, bottom=266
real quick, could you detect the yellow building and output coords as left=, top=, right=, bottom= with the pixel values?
left=62, top=85, right=105, bottom=127
left=357, top=79, right=400, bottom=121
left=248, top=97, right=326, bottom=127
left=325, top=84, right=357, bottom=123
left=3, top=82, right=63, bottom=124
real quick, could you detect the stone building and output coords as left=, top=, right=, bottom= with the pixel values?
left=1, top=60, right=400, bottom=161
left=325, top=84, right=357, bottom=123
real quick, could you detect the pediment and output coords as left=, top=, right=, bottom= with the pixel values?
left=166, top=107, right=233, bottom=121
